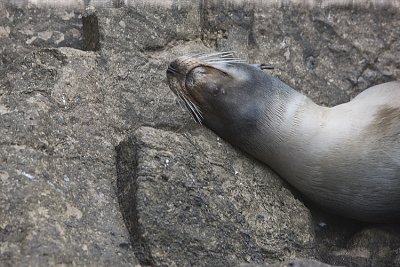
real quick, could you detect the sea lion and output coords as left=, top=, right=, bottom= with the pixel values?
left=166, top=52, right=400, bottom=222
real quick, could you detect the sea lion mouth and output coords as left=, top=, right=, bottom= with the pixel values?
left=166, top=52, right=245, bottom=124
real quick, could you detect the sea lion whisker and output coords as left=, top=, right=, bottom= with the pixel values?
left=200, top=55, right=237, bottom=61
left=204, top=56, right=244, bottom=61
left=176, top=90, right=192, bottom=114
left=186, top=101, right=203, bottom=124
left=203, top=59, right=245, bottom=63
left=218, top=52, right=239, bottom=58
left=189, top=100, right=204, bottom=119
left=167, top=65, right=178, bottom=75
left=197, top=52, right=245, bottom=64
left=181, top=94, right=199, bottom=115
left=181, top=94, right=203, bottom=123
left=189, top=52, right=208, bottom=58
left=182, top=94, right=203, bottom=118
left=196, top=51, right=237, bottom=60
left=174, top=92, right=186, bottom=110
left=213, top=51, right=236, bottom=56
left=196, top=52, right=227, bottom=58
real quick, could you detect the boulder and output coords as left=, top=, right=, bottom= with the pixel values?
left=1, top=1, right=400, bottom=266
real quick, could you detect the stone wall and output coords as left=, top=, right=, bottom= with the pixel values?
left=1, top=1, right=399, bottom=266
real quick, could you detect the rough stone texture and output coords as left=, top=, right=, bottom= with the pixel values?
left=201, top=2, right=400, bottom=106
left=87, top=5, right=204, bottom=132
left=1, top=1, right=400, bottom=267
left=320, top=226, right=400, bottom=266
left=117, top=127, right=315, bottom=266
left=0, top=2, right=83, bottom=72
left=0, top=48, right=139, bottom=266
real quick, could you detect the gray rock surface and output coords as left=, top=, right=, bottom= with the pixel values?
left=0, top=2, right=83, bottom=72
left=201, top=1, right=400, bottom=106
left=117, top=126, right=315, bottom=266
left=1, top=1, right=400, bottom=267
left=0, top=48, right=139, bottom=266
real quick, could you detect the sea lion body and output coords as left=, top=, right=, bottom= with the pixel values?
left=166, top=53, right=400, bottom=222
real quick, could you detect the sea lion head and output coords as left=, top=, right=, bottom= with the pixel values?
left=167, top=52, right=274, bottom=141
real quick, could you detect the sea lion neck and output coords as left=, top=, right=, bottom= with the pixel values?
left=238, top=75, right=324, bottom=165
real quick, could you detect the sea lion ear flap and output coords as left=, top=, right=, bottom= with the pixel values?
left=251, top=64, right=274, bottom=70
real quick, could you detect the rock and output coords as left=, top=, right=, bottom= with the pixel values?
left=116, top=126, right=315, bottom=266
left=81, top=5, right=206, bottom=132
left=322, top=226, right=400, bottom=266
left=200, top=1, right=400, bottom=106
left=0, top=48, right=139, bottom=266
left=0, top=2, right=83, bottom=72
left=1, top=1, right=400, bottom=267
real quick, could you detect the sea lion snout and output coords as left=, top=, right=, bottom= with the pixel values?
left=166, top=55, right=206, bottom=79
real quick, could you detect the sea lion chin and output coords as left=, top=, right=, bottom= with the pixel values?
left=166, top=52, right=400, bottom=223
